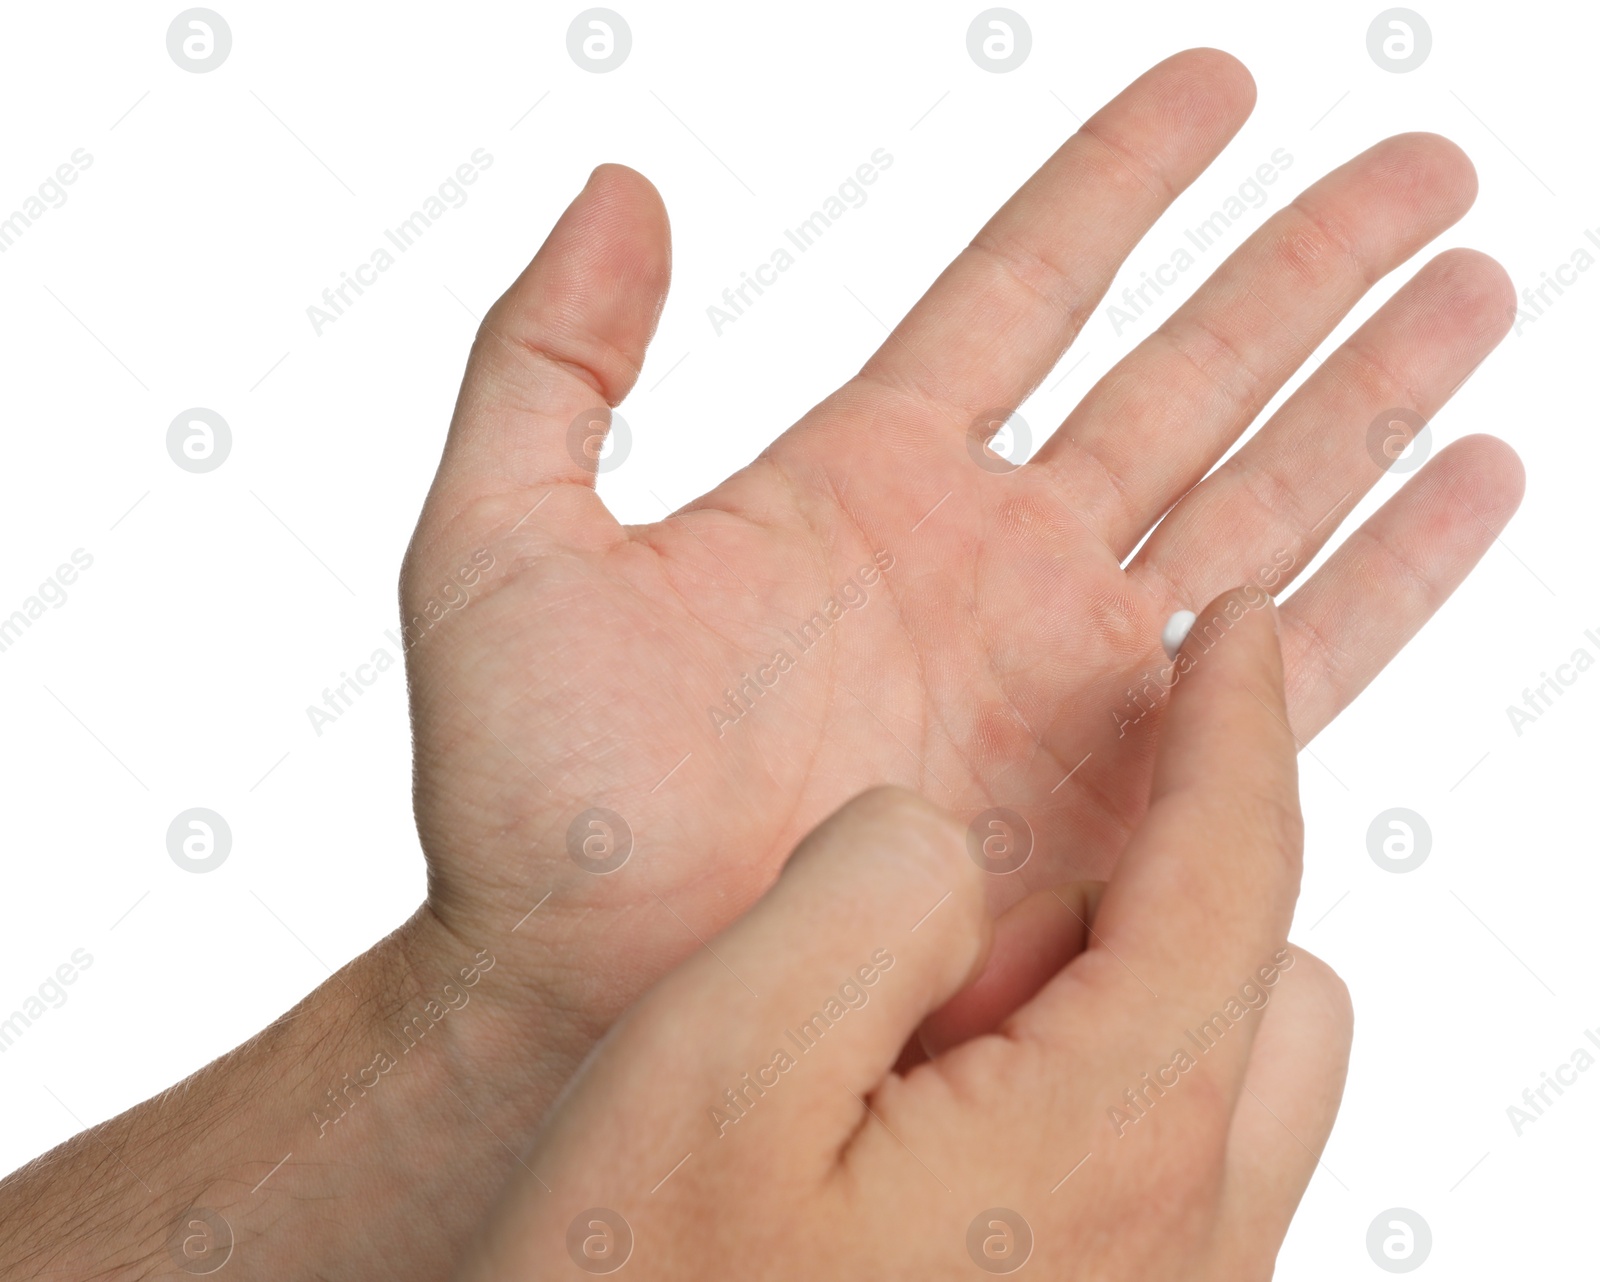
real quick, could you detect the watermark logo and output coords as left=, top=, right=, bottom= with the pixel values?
left=1365, top=407, right=1431, bottom=475
left=1366, top=808, right=1430, bottom=874
left=1366, top=1207, right=1431, bottom=1272
left=966, top=10, right=1032, bottom=73
left=1105, top=149, right=1294, bottom=338
left=167, top=808, right=232, bottom=873
left=167, top=408, right=232, bottom=473
left=567, top=10, right=631, bottom=72
left=706, top=150, right=894, bottom=336
left=967, top=409, right=1030, bottom=473
left=167, top=10, right=232, bottom=73
left=0, top=548, right=95, bottom=657
left=1506, top=1025, right=1600, bottom=1136
left=311, top=949, right=493, bottom=1138
left=966, top=1207, right=1033, bottom=1273
left=708, top=553, right=895, bottom=736
left=709, top=950, right=893, bottom=1137
left=1366, top=9, right=1431, bottom=73
left=0, top=948, right=94, bottom=1055
left=1513, top=232, right=1600, bottom=336
left=567, top=407, right=632, bottom=474
left=0, top=149, right=95, bottom=256
left=167, top=1207, right=234, bottom=1274
left=567, top=807, right=633, bottom=874
left=967, top=807, right=1033, bottom=875
left=567, top=1208, right=633, bottom=1273
left=1505, top=628, right=1600, bottom=735
left=306, top=150, right=495, bottom=336
left=1111, top=560, right=1292, bottom=738
left=1109, top=950, right=1294, bottom=1136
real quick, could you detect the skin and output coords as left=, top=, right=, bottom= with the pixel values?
left=457, top=594, right=1353, bottom=1281
left=0, top=49, right=1519, bottom=1281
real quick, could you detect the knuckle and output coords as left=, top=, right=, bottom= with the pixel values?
left=1269, top=201, right=1358, bottom=293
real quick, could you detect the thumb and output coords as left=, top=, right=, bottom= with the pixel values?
left=557, top=788, right=991, bottom=1169
left=431, top=163, right=671, bottom=508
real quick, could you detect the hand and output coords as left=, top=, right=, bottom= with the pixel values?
left=456, top=592, right=1350, bottom=1281
left=399, top=48, right=1517, bottom=1114
left=0, top=48, right=1502, bottom=1282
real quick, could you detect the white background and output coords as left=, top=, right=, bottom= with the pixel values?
left=0, top=0, right=1592, bottom=1275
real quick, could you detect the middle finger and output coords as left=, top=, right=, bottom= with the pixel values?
left=1032, top=132, right=1477, bottom=555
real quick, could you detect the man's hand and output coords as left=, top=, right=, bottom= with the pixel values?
left=456, top=592, right=1351, bottom=1281
left=0, top=48, right=1517, bottom=1282
left=401, top=48, right=1517, bottom=1119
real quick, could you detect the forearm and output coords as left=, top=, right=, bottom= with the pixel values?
left=0, top=909, right=560, bottom=1282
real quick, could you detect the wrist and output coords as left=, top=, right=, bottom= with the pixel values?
left=395, top=898, right=595, bottom=1146
left=0, top=908, right=559, bottom=1282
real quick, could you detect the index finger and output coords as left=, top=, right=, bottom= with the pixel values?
left=1015, top=588, right=1302, bottom=1056
left=849, top=48, right=1254, bottom=421
left=1096, top=588, right=1302, bottom=1000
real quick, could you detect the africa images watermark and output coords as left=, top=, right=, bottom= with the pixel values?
left=0, top=148, right=93, bottom=255
left=310, top=948, right=496, bottom=1138
left=1510, top=224, right=1600, bottom=337
left=306, top=148, right=495, bottom=336
left=708, top=948, right=894, bottom=1138
left=1111, top=549, right=1295, bottom=738
left=0, top=948, right=95, bottom=1054
left=706, top=148, right=894, bottom=336
left=306, top=549, right=494, bottom=736
left=1503, top=623, right=1600, bottom=737
left=0, top=548, right=95, bottom=657
left=708, top=551, right=895, bottom=736
left=1104, top=148, right=1293, bottom=338
left=1108, top=948, right=1295, bottom=1138
left=1505, top=1022, right=1600, bottom=1137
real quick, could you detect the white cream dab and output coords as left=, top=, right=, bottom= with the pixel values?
left=1161, top=610, right=1197, bottom=661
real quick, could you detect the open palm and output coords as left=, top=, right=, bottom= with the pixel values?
left=398, top=50, right=1520, bottom=1096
